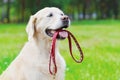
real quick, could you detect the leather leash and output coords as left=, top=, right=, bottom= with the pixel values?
left=49, top=30, right=84, bottom=77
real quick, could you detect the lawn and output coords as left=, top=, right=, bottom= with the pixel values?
left=0, top=20, right=120, bottom=80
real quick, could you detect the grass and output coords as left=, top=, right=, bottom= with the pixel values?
left=0, top=20, right=120, bottom=80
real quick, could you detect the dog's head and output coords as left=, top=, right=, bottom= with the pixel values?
left=26, top=7, right=70, bottom=41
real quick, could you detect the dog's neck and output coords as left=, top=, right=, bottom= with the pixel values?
left=31, top=36, right=59, bottom=54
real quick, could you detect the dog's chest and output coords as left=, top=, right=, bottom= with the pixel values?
left=22, top=53, right=65, bottom=80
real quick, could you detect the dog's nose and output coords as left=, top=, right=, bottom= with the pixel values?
left=61, top=16, right=69, bottom=21
left=61, top=16, right=69, bottom=28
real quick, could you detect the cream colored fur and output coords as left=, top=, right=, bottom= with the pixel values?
left=0, top=7, right=68, bottom=80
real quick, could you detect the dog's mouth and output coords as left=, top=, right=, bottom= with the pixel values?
left=45, top=27, right=68, bottom=39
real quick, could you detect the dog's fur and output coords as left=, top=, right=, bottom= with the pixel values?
left=0, top=7, right=70, bottom=80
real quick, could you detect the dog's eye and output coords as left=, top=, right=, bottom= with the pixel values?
left=47, top=13, right=53, bottom=17
left=61, top=14, right=64, bottom=16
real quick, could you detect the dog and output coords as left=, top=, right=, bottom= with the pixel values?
left=0, top=7, right=70, bottom=80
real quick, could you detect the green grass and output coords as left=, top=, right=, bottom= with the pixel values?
left=0, top=20, right=120, bottom=80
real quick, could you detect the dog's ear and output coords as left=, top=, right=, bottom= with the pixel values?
left=26, top=15, right=37, bottom=41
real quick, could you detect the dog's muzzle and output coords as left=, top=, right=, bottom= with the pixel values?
left=45, top=16, right=70, bottom=39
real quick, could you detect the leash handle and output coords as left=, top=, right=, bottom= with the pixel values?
left=67, top=30, right=84, bottom=63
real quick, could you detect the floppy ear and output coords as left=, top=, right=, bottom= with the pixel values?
left=26, top=15, right=37, bottom=41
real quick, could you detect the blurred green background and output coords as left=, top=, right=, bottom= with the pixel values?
left=0, top=0, right=120, bottom=23
left=0, top=0, right=120, bottom=80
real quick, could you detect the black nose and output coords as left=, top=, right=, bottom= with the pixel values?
left=61, top=16, right=69, bottom=21
left=61, top=16, right=69, bottom=28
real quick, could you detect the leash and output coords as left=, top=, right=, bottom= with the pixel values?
left=49, top=30, right=84, bottom=77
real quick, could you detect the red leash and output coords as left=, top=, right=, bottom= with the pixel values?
left=49, top=30, right=84, bottom=75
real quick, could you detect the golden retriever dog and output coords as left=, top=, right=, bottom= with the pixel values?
left=0, top=7, right=70, bottom=80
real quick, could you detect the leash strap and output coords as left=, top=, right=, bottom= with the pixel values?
left=49, top=30, right=84, bottom=76
left=49, top=31, right=58, bottom=75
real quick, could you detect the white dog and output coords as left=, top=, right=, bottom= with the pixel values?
left=0, top=7, right=70, bottom=80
